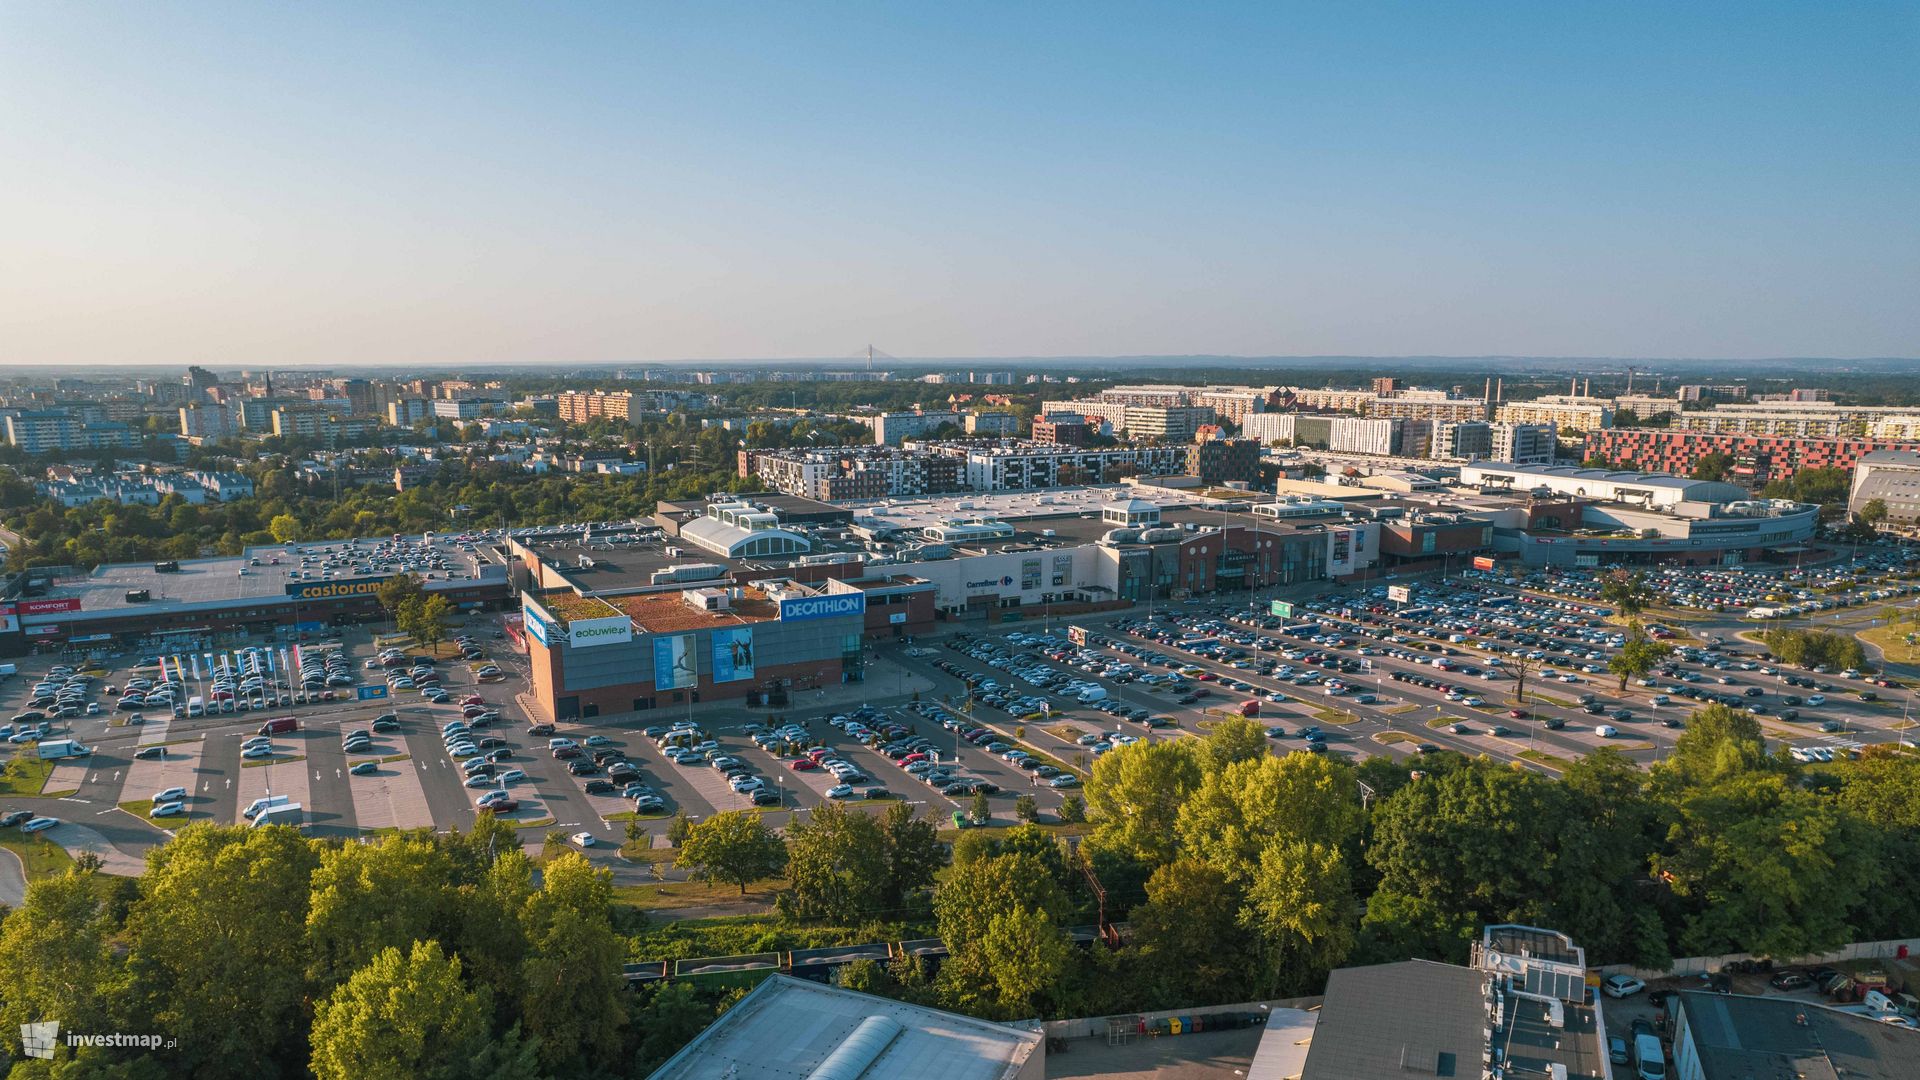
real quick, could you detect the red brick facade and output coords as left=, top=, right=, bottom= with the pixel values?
left=1588, top=429, right=1920, bottom=484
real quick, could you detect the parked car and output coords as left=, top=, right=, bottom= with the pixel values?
left=1602, top=974, right=1645, bottom=998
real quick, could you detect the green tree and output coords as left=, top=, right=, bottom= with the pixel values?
left=374, top=572, right=425, bottom=626
left=1860, top=498, right=1889, bottom=527
left=1014, top=794, right=1038, bottom=822
left=879, top=801, right=943, bottom=909
left=934, top=852, right=1070, bottom=947
left=519, top=853, right=627, bottom=1075
left=1690, top=452, right=1735, bottom=482
left=1362, top=761, right=1567, bottom=961
left=1653, top=703, right=1771, bottom=792
left=665, top=808, right=693, bottom=847
left=676, top=810, right=787, bottom=894
left=978, top=905, right=1074, bottom=1018
left=1657, top=772, right=1882, bottom=957
left=122, top=824, right=322, bottom=1079
left=1057, top=794, right=1086, bottom=823
left=310, top=941, right=504, bottom=1080
left=778, top=800, right=888, bottom=922
left=1609, top=634, right=1673, bottom=692
left=1128, top=858, right=1258, bottom=1006
left=400, top=594, right=456, bottom=655
left=0, top=870, right=121, bottom=1061
left=1242, top=838, right=1357, bottom=996
left=1197, top=716, right=1270, bottom=774
left=1599, top=570, right=1653, bottom=621
left=1084, top=739, right=1202, bottom=867
left=1175, top=753, right=1365, bottom=885
left=305, top=834, right=463, bottom=990
left=969, top=789, right=991, bottom=824
left=268, top=513, right=301, bottom=544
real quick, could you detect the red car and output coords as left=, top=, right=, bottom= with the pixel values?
left=788, top=758, right=818, bottom=771
left=482, top=799, right=519, bottom=814
left=461, top=695, right=485, bottom=706
left=899, top=752, right=928, bottom=767
left=1507, top=709, right=1529, bottom=719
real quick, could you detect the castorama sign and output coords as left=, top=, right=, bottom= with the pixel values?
left=567, top=615, right=632, bottom=648
left=778, top=592, right=867, bottom=623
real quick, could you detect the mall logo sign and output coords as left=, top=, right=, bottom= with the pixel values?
left=778, top=593, right=867, bottom=622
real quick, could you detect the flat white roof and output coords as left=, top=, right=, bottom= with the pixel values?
left=648, top=974, right=1042, bottom=1080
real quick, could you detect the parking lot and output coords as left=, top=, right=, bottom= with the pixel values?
left=7, top=546, right=1919, bottom=860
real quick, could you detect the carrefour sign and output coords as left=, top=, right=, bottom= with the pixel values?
left=567, top=614, right=632, bottom=648
left=778, top=593, right=866, bottom=622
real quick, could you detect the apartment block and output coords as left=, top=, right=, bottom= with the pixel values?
left=1490, top=422, right=1557, bottom=464
left=1031, top=413, right=1091, bottom=445
left=178, top=403, right=239, bottom=439
left=963, top=411, right=1017, bottom=436
left=872, top=410, right=961, bottom=446
left=1586, top=427, right=1920, bottom=484
left=1495, top=396, right=1614, bottom=432
left=1186, top=438, right=1261, bottom=485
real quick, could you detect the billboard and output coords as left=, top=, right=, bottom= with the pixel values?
left=1067, top=626, right=1088, bottom=646
left=356, top=685, right=389, bottom=701
left=653, top=634, right=696, bottom=690
left=1387, top=585, right=1412, bottom=603
left=1270, top=600, right=1293, bottom=618
left=286, top=577, right=386, bottom=601
left=1472, top=556, right=1497, bottom=571
left=567, top=614, right=632, bottom=649
left=778, top=592, right=866, bottom=622
left=711, top=627, right=755, bottom=683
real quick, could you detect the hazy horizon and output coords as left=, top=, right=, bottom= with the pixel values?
left=3, top=3, right=1915, bottom=366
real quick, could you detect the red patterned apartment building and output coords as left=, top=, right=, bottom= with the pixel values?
left=1588, top=428, right=1920, bottom=485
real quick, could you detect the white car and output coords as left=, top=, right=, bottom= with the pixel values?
left=152, top=787, right=187, bottom=804
left=569, top=831, right=597, bottom=848
left=21, top=816, right=59, bottom=833
left=824, top=784, right=855, bottom=799
left=1595, top=725, right=1618, bottom=738
left=150, top=800, right=186, bottom=817
left=497, top=769, right=527, bottom=785
left=1806, top=694, right=1826, bottom=706
left=1601, top=974, right=1645, bottom=998
left=242, top=745, right=276, bottom=759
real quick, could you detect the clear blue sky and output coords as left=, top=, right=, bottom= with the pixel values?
left=2, top=2, right=1915, bottom=365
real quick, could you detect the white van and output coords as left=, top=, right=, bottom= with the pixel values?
left=242, top=794, right=291, bottom=820
left=1077, top=687, right=1109, bottom=704
left=187, top=696, right=205, bottom=717
left=1634, top=1033, right=1666, bottom=1080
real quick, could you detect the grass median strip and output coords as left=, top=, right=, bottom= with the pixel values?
left=1384, top=704, right=1421, bottom=715
left=0, top=831, right=75, bottom=881
left=241, top=753, right=306, bottom=769
left=379, top=753, right=412, bottom=764
left=1372, top=731, right=1420, bottom=746
left=1518, top=749, right=1572, bottom=772
left=0, top=756, right=54, bottom=798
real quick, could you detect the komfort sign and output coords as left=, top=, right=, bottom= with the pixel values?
left=778, top=592, right=867, bottom=622
left=567, top=614, right=632, bottom=648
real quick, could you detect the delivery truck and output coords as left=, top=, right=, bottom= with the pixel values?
left=251, top=802, right=305, bottom=828
left=34, top=739, right=93, bottom=760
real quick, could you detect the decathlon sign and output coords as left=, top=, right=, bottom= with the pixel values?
left=778, top=592, right=866, bottom=623
left=567, top=615, right=632, bottom=648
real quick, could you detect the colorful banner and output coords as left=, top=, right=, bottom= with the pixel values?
left=711, top=627, right=755, bottom=683
left=652, top=635, right=695, bottom=690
